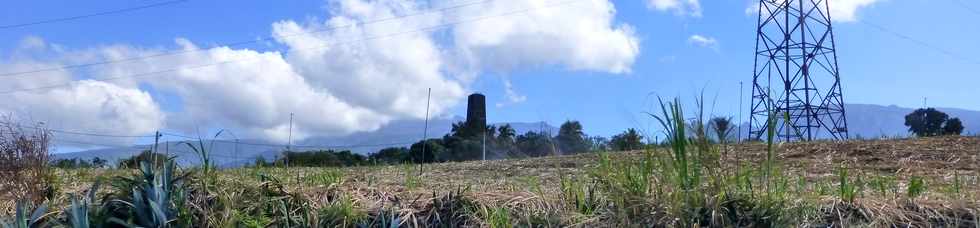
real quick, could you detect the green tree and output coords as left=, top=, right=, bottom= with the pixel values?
left=410, top=139, right=447, bottom=163
left=944, top=118, right=964, bottom=136
left=91, top=157, right=107, bottom=168
left=905, top=108, right=951, bottom=137
left=278, top=150, right=367, bottom=167
left=515, top=131, right=555, bottom=157
left=370, top=147, right=410, bottom=164
left=588, top=136, right=610, bottom=151
left=253, top=156, right=269, bottom=167
left=491, top=124, right=518, bottom=158
left=610, top=128, right=644, bottom=151
left=496, top=124, right=516, bottom=145
left=556, top=120, right=590, bottom=154
left=710, top=117, right=734, bottom=144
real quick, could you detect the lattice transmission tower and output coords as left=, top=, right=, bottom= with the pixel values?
left=749, top=0, right=849, bottom=141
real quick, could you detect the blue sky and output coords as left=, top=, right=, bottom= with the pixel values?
left=1, top=0, right=978, bottom=147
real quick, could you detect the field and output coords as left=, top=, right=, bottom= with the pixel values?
left=6, top=136, right=979, bottom=227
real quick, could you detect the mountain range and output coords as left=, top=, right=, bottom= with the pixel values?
left=53, top=103, right=977, bottom=167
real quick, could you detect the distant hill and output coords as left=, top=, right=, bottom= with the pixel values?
left=733, top=104, right=980, bottom=139
left=845, top=104, right=979, bottom=138
left=54, top=103, right=978, bottom=167
left=53, top=117, right=559, bottom=168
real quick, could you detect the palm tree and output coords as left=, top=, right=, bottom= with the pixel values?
left=710, top=117, right=733, bottom=144
left=611, top=128, right=644, bottom=151
left=497, top=124, right=516, bottom=144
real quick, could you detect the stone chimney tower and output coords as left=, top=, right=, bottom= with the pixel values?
left=466, top=93, right=487, bottom=135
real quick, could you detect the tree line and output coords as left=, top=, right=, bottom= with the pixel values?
left=246, top=120, right=648, bottom=167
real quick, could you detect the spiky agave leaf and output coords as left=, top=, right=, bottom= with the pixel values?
left=66, top=195, right=89, bottom=228
left=108, top=158, right=191, bottom=228
left=2, top=201, right=50, bottom=228
left=66, top=180, right=103, bottom=228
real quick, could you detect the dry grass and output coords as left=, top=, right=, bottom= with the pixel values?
left=224, top=136, right=980, bottom=226
left=4, top=136, right=979, bottom=226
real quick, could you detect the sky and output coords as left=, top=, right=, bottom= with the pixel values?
left=0, top=0, right=978, bottom=150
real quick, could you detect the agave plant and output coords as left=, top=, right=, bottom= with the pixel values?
left=108, top=159, right=192, bottom=228
left=64, top=180, right=102, bottom=228
left=1, top=200, right=50, bottom=228
left=362, top=207, right=402, bottom=228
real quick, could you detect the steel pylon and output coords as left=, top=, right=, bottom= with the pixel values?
left=749, top=0, right=849, bottom=141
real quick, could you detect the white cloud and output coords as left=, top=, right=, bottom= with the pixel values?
left=0, top=0, right=641, bottom=145
left=687, top=34, right=718, bottom=50
left=0, top=40, right=164, bottom=147
left=496, top=77, right=526, bottom=107
left=18, top=36, right=47, bottom=50
left=272, top=0, right=464, bottom=122
left=143, top=40, right=394, bottom=142
left=647, top=0, right=702, bottom=17
left=827, top=0, right=882, bottom=22
left=449, top=0, right=640, bottom=74
left=747, top=0, right=882, bottom=22
left=0, top=80, right=165, bottom=146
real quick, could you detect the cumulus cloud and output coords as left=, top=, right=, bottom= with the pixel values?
left=747, top=0, right=882, bottom=22
left=647, top=0, right=702, bottom=17
left=6, top=81, right=164, bottom=136
left=827, top=0, right=882, bottom=22
left=687, top=34, right=718, bottom=50
left=143, top=40, right=394, bottom=142
left=0, top=40, right=164, bottom=146
left=0, top=0, right=641, bottom=145
left=272, top=0, right=464, bottom=121
left=449, top=0, right=640, bottom=74
left=0, top=80, right=165, bottom=146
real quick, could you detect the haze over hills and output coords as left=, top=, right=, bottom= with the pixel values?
left=52, top=116, right=559, bottom=168
left=54, top=103, right=977, bottom=167
left=843, top=104, right=980, bottom=138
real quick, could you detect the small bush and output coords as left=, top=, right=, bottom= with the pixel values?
left=0, top=121, right=53, bottom=205
left=116, top=150, right=169, bottom=169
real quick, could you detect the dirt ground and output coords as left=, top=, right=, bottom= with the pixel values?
left=312, top=136, right=980, bottom=207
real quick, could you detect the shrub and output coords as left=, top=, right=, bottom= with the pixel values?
left=116, top=150, right=169, bottom=169
left=0, top=121, right=53, bottom=205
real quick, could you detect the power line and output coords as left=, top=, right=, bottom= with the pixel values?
left=52, top=138, right=151, bottom=148
left=949, top=0, right=980, bottom=16
left=0, top=0, right=585, bottom=95
left=51, top=138, right=251, bottom=160
left=46, top=128, right=157, bottom=138
left=858, top=20, right=980, bottom=66
left=17, top=124, right=158, bottom=138
left=0, top=0, right=188, bottom=29
left=212, top=139, right=414, bottom=149
left=40, top=126, right=414, bottom=149
left=0, top=0, right=495, bottom=78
